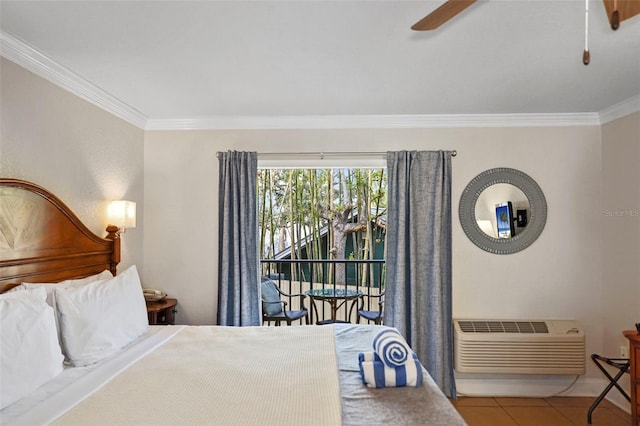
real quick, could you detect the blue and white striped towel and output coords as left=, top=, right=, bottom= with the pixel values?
left=358, top=352, right=423, bottom=388
left=372, top=328, right=413, bottom=368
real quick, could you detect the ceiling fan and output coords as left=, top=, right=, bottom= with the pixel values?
left=411, top=0, right=476, bottom=31
left=411, top=0, right=640, bottom=31
left=602, top=0, right=640, bottom=29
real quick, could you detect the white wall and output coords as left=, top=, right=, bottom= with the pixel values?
left=0, top=58, right=145, bottom=271
left=601, top=112, right=640, bottom=356
left=144, top=125, right=603, bottom=338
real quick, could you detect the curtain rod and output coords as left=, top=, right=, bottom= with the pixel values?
left=216, top=150, right=457, bottom=158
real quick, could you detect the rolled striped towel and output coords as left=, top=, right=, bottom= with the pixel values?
left=358, top=352, right=423, bottom=388
left=372, top=328, right=412, bottom=368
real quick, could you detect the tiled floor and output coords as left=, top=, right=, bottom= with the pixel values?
left=450, top=396, right=631, bottom=426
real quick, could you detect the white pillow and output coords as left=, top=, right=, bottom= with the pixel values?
left=11, top=270, right=115, bottom=344
left=55, top=265, right=149, bottom=367
left=0, top=287, right=64, bottom=409
left=21, top=269, right=114, bottom=308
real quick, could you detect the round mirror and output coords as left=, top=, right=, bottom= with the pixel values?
left=459, top=168, right=547, bottom=254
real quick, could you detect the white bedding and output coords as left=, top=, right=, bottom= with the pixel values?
left=2, top=326, right=179, bottom=426
left=53, top=325, right=342, bottom=426
left=2, top=324, right=466, bottom=426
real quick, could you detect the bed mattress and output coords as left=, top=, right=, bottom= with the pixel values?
left=3, top=324, right=465, bottom=426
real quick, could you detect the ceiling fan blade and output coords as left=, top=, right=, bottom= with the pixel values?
left=411, top=0, right=477, bottom=31
left=602, top=0, right=640, bottom=29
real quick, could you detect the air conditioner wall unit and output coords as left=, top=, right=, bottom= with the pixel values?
left=454, top=319, right=586, bottom=375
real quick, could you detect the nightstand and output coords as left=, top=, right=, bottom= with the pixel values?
left=624, top=330, right=640, bottom=426
left=146, top=298, right=177, bottom=325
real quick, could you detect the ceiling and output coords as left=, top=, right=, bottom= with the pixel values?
left=1, top=0, right=639, bottom=124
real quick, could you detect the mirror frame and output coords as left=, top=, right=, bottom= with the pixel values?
left=459, top=167, right=547, bottom=254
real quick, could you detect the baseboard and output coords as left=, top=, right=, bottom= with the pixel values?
left=455, top=376, right=631, bottom=414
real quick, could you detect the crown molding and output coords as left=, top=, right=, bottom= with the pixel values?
left=598, top=95, right=640, bottom=124
left=145, top=112, right=601, bottom=131
left=0, top=31, right=147, bottom=129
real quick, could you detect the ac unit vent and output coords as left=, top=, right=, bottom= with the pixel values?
left=458, top=320, right=549, bottom=334
left=454, top=319, right=585, bottom=375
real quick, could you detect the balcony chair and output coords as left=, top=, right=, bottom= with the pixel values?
left=357, top=290, right=385, bottom=325
left=261, top=279, right=309, bottom=326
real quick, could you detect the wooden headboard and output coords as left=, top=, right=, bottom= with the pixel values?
left=0, top=179, right=120, bottom=292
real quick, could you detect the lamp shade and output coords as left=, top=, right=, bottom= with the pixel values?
left=108, top=200, right=136, bottom=229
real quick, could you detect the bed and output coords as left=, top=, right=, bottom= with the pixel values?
left=0, top=178, right=466, bottom=425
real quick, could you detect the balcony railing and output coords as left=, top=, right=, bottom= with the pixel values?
left=260, top=259, right=385, bottom=325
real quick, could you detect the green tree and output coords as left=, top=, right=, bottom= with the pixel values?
left=258, top=167, right=386, bottom=285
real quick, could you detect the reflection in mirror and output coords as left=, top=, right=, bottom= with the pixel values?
left=474, top=184, right=529, bottom=238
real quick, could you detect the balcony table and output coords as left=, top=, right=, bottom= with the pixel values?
left=305, top=288, right=362, bottom=325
